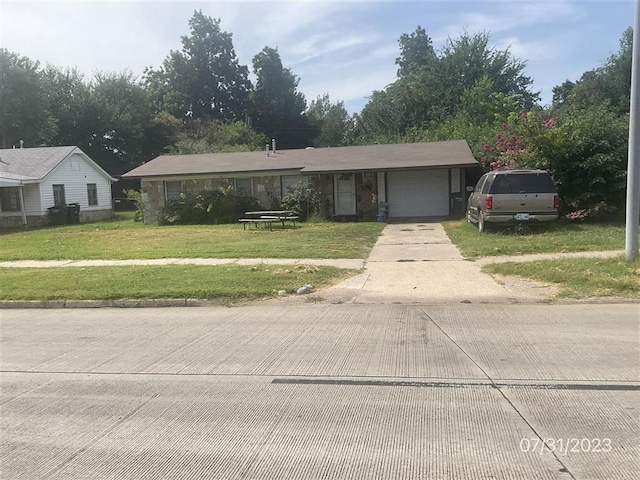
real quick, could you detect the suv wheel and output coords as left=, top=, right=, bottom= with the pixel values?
left=478, top=211, right=487, bottom=232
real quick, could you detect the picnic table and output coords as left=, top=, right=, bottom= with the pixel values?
left=239, top=210, right=299, bottom=230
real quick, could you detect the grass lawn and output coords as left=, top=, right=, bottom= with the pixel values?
left=0, top=264, right=355, bottom=302
left=483, top=257, right=640, bottom=299
left=0, top=213, right=385, bottom=261
left=443, top=219, right=628, bottom=258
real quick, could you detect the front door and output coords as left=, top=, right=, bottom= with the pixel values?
left=334, top=173, right=356, bottom=215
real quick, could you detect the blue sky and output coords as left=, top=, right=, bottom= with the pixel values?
left=0, top=0, right=634, bottom=114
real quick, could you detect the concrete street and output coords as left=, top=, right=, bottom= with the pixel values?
left=1, top=304, right=638, bottom=479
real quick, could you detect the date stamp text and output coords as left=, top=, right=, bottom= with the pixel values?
left=520, top=438, right=612, bottom=455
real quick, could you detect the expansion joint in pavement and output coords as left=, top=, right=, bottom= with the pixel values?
left=420, top=309, right=578, bottom=480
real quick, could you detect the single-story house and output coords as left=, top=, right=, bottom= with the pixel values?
left=0, top=146, right=116, bottom=228
left=122, top=140, right=479, bottom=224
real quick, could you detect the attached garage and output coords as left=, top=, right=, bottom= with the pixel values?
left=387, top=169, right=449, bottom=218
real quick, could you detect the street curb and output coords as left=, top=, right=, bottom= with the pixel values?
left=0, top=298, right=229, bottom=309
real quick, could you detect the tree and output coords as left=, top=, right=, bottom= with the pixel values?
left=481, top=108, right=628, bottom=216
left=250, top=46, right=316, bottom=148
left=0, top=50, right=54, bottom=148
left=554, top=28, right=632, bottom=115
left=356, top=30, right=538, bottom=142
left=459, top=76, right=519, bottom=125
left=144, top=10, right=251, bottom=122
left=395, top=26, right=437, bottom=77
left=306, top=93, right=351, bottom=147
left=170, top=119, right=267, bottom=154
left=40, top=65, right=93, bottom=147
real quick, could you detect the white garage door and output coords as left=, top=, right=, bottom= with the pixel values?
left=387, top=169, right=449, bottom=217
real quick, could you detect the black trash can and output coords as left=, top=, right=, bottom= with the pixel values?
left=66, top=203, right=81, bottom=224
left=48, top=206, right=67, bottom=226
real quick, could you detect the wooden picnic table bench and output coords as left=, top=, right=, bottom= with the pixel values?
left=239, top=211, right=299, bottom=230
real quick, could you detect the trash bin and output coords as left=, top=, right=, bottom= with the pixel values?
left=48, top=206, right=67, bottom=226
left=66, top=203, right=81, bottom=224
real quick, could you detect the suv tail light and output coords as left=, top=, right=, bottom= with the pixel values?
left=485, top=195, right=493, bottom=210
left=553, top=195, right=560, bottom=209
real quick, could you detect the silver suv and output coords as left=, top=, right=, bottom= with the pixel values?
left=466, top=169, right=559, bottom=232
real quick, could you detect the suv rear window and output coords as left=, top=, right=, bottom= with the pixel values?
left=489, top=173, right=557, bottom=194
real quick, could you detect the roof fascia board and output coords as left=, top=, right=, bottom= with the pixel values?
left=138, top=169, right=305, bottom=181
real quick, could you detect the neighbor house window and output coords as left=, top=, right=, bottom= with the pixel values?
left=87, top=183, right=98, bottom=206
left=164, top=181, right=182, bottom=203
left=53, top=184, right=66, bottom=206
left=234, top=178, right=253, bottom=196
left=0, top=188, right=20, bottom=212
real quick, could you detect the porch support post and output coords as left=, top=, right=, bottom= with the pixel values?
left=18, top=184, right=27, bottom=226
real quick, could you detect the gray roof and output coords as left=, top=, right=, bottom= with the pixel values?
left=122, top=140, right=478, bottom=178
left=0, top=146, right=115, bottom=183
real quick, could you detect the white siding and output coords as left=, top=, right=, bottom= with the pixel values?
left=22, top=184, right=41, bottom=214
left=387, top=169, right=449, bottom=217
left=39, top=153, right=112, bottom=214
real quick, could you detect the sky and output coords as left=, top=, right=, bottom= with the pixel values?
left=0, top=0, right=635, bottom=114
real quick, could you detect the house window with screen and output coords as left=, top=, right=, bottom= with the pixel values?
left=164, top=181, right=182, bottom=203
left=53, top=184, right=66, bottom=206
left=87, top=183, right=98, bottom=206
left=0, top=187, right=20, bottom=212
left=234, top=178, right=253, bottom=196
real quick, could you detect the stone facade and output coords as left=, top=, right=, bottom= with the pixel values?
left=140, top=176, right=286, bottom=224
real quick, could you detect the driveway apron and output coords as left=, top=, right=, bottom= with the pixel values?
left=328, top=222, right=549, bottom=304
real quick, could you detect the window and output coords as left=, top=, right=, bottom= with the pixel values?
left=281, top=175, right=306, bottom=194
left=53, top=184, right=66, bottom=206
left=164, top=181, right=182, bottom=203
left=489, top=173, right=557, bottom=194
left=480, top=176, right=491, bottom=194
left=0, top=188, right=20, bottom=212
left=234, top=178, right=253, bottom=196
left=87, top=183, right=98, bottom=206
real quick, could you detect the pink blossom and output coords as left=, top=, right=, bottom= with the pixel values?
left=521, top=112, right=528, bottom=120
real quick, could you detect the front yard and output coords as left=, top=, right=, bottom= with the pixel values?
left=0, top=213, right=385, bottom=260
left=0, top=214, right=381, bottom=302
left=484, top=256, right=640, bottom=299
left=0, top=264, right=355, bottom=303
left=442, top=218, right=639, bottom=299
left=443, top=219, right=626, bottom=258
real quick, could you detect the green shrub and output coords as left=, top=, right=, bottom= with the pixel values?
left=279, top=181, right=320, bottom=221
left=161, top=186, right=260, bottom=225
left=124, top=189, right=144, bottom=222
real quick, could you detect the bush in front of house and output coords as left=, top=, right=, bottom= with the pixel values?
left=279, top=181, right=320, bottom=221
left=161, top=186, right=260, bottom=225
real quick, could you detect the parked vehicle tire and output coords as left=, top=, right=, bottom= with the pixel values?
left=478, top=211, right=487, bottom=232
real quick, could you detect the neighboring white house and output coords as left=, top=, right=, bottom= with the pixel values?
left=0, top=146, right=116, bottom=228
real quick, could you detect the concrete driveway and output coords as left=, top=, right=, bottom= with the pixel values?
left=325, top=222, right=554, bottom=304
left=1, top=304, right=638, bottom=479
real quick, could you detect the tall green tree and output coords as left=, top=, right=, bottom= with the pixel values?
left=356, top=30, right=538, bottom=143
left=306, top=93, right=351, bottom=147
left=40, top=65, right=94, bottom=147
left=250, top=46, right=316, bottom=148
left=395, top=26, right=437, bottom=77
left=553, top=27, right=632, bottom=115
left=0, top=50, right=54, bottom=148
left=144, top=10, right=251, bottom=122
